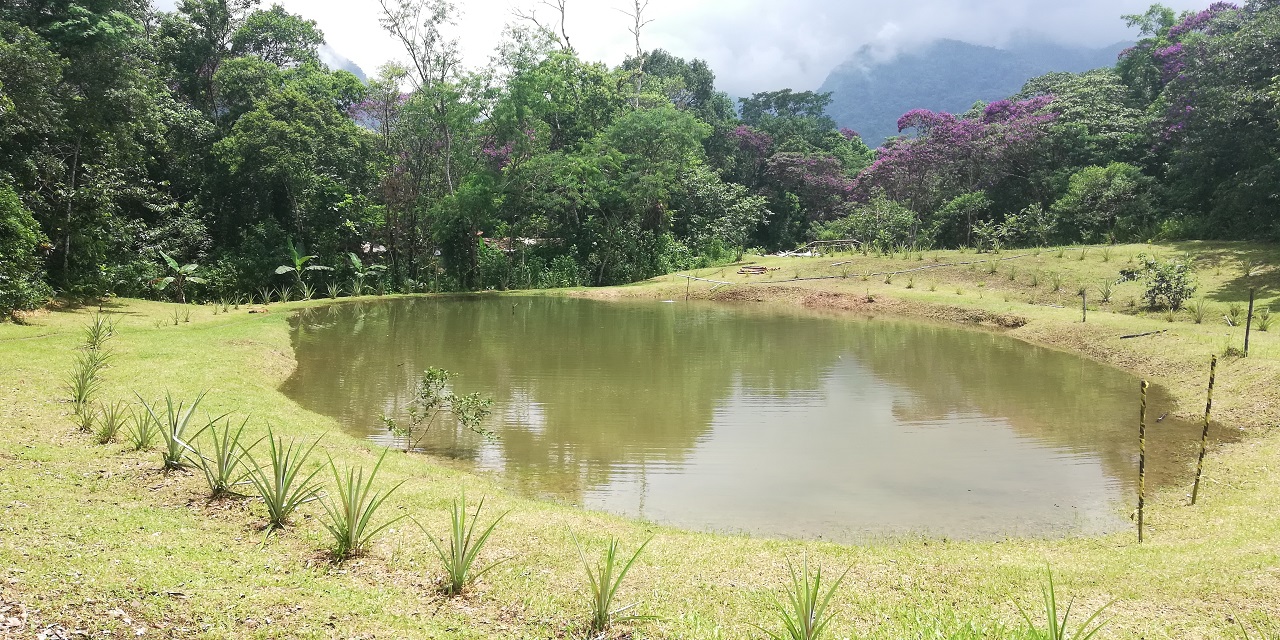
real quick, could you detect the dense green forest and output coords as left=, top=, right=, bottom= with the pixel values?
left=1, top=0, right=1278, bottom=316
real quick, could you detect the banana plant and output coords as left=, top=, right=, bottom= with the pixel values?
left=275, top=239, right=333, bottom=288
left=346, top=252, right=387, bottom=296
left=153, top=251, right=205, bottom=304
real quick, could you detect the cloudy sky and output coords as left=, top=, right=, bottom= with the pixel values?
left=155, top=0, right=1209, bottom=96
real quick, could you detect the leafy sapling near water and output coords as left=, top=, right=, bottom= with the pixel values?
left=383, top=367, right=494, bottom=452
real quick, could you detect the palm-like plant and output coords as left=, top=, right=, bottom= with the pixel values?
left=153, top=251, right=206, bottom=304
left=275, top=239, right=332, bottom=288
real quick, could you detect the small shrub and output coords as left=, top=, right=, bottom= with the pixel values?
left=126, top=407, right=159, bottom=451
left=192, top=417, right=259, bottom=498
left=1016, top=569, right=1111, bottom=640
left=322, top=451, right=405, bottom=560
left=246, top=427, right=324, bottom=531
left=574, top=533, right=653, bottom=634
left=1189, top=298, right=1211, bottom=324
left=929, top=282, right=937, bottom=292
left=884, top=273, right=894, bottom=285
left=1056, top=248, right=1066, bottom=259
left=762, top=555, right=849, bottom=640
left=93, top=401, right=129, bottom=444
left=1138, top=253, right=1196, bottom=310
left=956, top=288, right=964, bottom=295
left=420, top=492, right=508, bottom=595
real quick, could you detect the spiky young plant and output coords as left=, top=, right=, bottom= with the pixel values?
left=93, top=401, right=129, bottom=444
left=1051, top=272, right=1064, bottom=292
left=761, top=554, right=849, bottom=640
left=246, top=427, right=324, bottom=531
left=326, top=282, right=341, bottom=299
left=277, top=286, right=293, bottom=303
left=1257, top=307, right=1272, bottom=332
left=137, top=391, right=216, bottom=470
left=418, top=493, right=508, bottom=595
left=82, top=313, right=116, bottom=352
left=1017, top=569, right=1112, bottom=640
left=256, top=286, right=274, bottom=305
left=66, top=349, right=109, bottom=418
left=126, top=407, right=159, bottom=451
left=322, top=452, right=405, bottom=560
left=1189, top=298, right=1211, bottom=324
left=1098, top=279, right=1114, bottom=303
left=573, top=533, right=653, bottom=634
left=191, top=417, right=259, bottom=498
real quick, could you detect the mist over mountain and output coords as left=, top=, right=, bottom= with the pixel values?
left=819, top=38, right=1130, bottom=145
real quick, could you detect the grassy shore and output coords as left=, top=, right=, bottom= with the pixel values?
left=2, top=242, right=1278, bottom=639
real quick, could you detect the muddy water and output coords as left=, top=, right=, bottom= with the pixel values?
left=281, top=296, right=1209, bottom=541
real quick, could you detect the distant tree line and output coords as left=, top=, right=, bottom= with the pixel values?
left=0, top=0, right=1276, bottom=316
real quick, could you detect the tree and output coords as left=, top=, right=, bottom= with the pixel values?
left=0, top=185, right=51, bottom=318
left=1052, top=163, right=1158, bottom=243
left=381, top=367, right=493, bottom=452
left=231, top=4, right=323, bottom=68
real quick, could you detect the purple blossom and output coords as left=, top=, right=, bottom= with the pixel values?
left=1169, top=2, right=1237, bottom=37
left=839, top=128, right=861, bottom=141
left=1154, top=43, right=1186, bottom=81
left=729, top=125, right=774, bottom=156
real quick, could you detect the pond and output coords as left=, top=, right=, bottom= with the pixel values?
left=282, top=296, right=1207, bottom=541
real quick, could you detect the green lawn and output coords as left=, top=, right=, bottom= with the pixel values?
left=2, top=242, right=1278, bottom=639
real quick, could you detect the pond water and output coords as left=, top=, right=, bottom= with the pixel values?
left=281, top=296, right=1207, bottom=541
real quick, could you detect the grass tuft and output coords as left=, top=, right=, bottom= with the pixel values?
left=1189, top=298, right=1211, bottom=324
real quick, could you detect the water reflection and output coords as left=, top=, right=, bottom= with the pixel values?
left=282, top=297, right=1208, bottom=540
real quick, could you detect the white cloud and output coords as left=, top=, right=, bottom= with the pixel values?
left=153, top=0, right=1211, bottom=96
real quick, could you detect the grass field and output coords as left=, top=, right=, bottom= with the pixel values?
left=2, top=242, right=1278, bottom=639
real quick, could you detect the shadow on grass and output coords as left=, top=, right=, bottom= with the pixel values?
left=1167, top=241, right=1280, bottom=307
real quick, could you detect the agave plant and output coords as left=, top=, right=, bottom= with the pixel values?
left=1016, top=569, right=1112, bottom=640
left=761, top=554, right=849, bottom=640
left=418, top=492, right=507, bottom=595
left=246, top=427, right=324, bottom=531
left=322, top=452, right=405, bottom=560
left=191, top=417, right=260, bottom=498
left=136, top=391, right=216, bottom=471
left=573, top=532, right=653, bottom=634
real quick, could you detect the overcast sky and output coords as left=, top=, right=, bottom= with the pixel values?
left=154, top=0, right=1209, bottom=96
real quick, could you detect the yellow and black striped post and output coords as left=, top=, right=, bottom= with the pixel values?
left=1138, top=380, right=1149, bottom=543
left=1191, top=356, right=1218, bottom=505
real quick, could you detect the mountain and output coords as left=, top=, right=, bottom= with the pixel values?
left=319, top=45, right=367, bottom=82
left=818, top=38, right=1130, bottom=146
